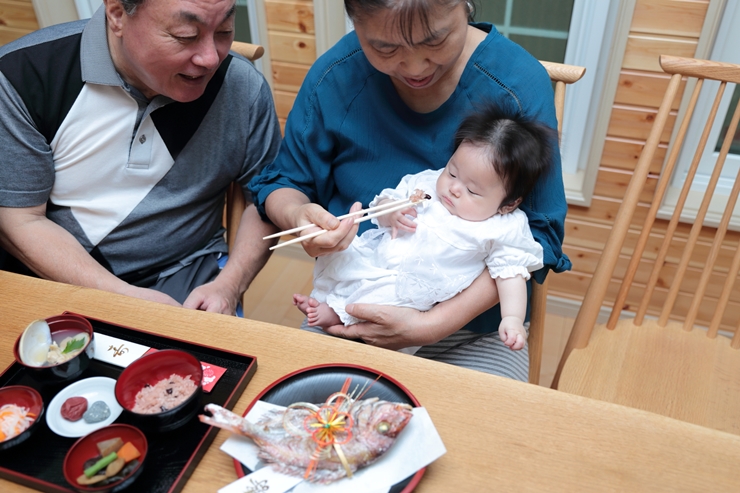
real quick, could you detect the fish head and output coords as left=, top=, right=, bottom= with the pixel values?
left=351, top=399, right=413, bottom=453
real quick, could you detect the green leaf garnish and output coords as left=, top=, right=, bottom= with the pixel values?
left=62, top=337, right=86, bottom=354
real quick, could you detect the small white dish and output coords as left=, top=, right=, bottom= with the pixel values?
left=46, top=376, right=123, bottom=438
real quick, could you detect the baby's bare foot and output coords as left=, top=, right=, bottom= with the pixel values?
left=293, top=293, right=313, bottom=315
left=307, top=301, right=342, bottom=327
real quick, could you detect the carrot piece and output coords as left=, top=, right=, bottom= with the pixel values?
left=117, top=441, right=141, bottom=463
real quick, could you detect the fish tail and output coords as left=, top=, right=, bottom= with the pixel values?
left=199, top=403, right=256, bottom=437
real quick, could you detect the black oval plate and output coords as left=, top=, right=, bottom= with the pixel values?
left=233, top=364, right=424, bottom=492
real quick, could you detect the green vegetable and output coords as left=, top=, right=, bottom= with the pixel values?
left=84, top=452, right=117, bottom=478
left=62, top=337, right=86, bottom=354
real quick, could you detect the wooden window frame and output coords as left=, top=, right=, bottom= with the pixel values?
left=560, top=0, right=635, bottom=206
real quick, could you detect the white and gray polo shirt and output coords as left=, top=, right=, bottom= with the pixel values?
left=0, top=7, right=280, bottom=283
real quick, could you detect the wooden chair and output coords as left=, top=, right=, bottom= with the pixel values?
left=527, top=60, right=586, bottom=384
left=225, top=42, right=265, bottom=255
left=230, top=41, right=264, bottom=64
left=553, top=55, right=740, bottom=435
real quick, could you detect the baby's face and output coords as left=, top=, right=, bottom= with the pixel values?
left=436, top=142, right=508, bottom=221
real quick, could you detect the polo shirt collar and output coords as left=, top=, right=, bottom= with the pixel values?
left=80, top=6, right=124, bottom=86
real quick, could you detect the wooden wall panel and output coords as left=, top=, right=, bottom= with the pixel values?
left=607, top=105, right=676, bottom=142
left=593, top=167, right=657, bottom=203
left=264, top=0, right=315, bottom=34
left=614, top=70, right=685, bottom=109
left=563, top=246, right=740, bottom=304
left=565, top=216, right=739, bottom=260
left=0, top=25, right=29, bottom=44
left=268, top=32, right=316, bottom=65
left=622, top=34, right=698, bottom=72
left=568, top=197, right=649, bottom=227
left=631, top=0, right=708, bottom=37
left=601, top=137, right=667, bottom=174
left=550, top=270, right=740, bottom=332
left=272, top=61, right=310, bottom=93
left=264, top=0, right=317, bottom=134
left=0, top=0, right=39, bottom=30
left=274, top=90, right=297, bottom=120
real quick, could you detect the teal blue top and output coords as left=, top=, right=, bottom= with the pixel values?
left=249, top=23, right=571, bottom=333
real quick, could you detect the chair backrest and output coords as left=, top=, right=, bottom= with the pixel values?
left=559, top=55, right=740, bottom=364
left=225, top=42, right=265, bottom=253
left=527, top=60, right=585, bottom=384
left=230, top=41, right=265, bottom=62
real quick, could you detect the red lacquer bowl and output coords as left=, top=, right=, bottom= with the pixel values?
left=63, top=424, right=147, bottom=493
left=13, top=314, right=95, bottom=383
left=114, top=349, right=202, bottom=433
left=0, top=385, right=44, bottom=451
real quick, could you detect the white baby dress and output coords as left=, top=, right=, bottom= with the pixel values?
left=311, top=169, right=544, bottom=327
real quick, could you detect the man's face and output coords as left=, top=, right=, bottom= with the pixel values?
left=106, top=0, right=236, bottom=102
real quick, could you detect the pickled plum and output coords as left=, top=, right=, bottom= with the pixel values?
left=60, top=396, right=88, bottom=422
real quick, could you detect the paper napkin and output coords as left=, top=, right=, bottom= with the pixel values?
left=93, top=332, right=151, bottom=367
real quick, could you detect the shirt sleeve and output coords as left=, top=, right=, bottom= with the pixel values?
left=485, top=212, right=544, bottom=281
left=237, top=75, right=282, bottom=203
left=0, top=72, right=54, bottom=207
left=247, top=66, right=337, bottom=219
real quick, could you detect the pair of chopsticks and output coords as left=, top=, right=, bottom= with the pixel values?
left=264, top=196, right=427, bottom=250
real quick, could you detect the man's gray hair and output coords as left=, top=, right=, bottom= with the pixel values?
left=120, top=0, right=146, bottom=15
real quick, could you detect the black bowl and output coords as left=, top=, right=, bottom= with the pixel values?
left=114, top=349, right=202, bottom=433
left=13, top=314, right=95, bottom=383
left=63, top=424, right=147, bottom=493
left=0, top=385, right=45, bottom=451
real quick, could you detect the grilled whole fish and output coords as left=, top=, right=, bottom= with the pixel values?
left=199, top=397, right=413, bottom=483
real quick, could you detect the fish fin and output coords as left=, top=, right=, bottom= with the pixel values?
left=265, top=462, right=348, bottom=485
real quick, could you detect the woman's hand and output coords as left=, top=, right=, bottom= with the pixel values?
left=325, top=271, right=500, bottom=350
left=264, top=189, right=362, bottom=257
left=375, top=199, right=418, bottom=239
left=323, top=304, right=437, bottom=350
left=293, top=202, right=363, bottom=257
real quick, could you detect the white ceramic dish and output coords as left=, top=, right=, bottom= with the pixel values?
left=46, top=376, right=123, bottom=438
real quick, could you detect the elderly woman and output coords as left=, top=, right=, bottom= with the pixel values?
left=249, top=0, right=571, bottom=380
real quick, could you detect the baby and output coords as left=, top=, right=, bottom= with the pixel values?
left=294, top=104, right=556, bottom=353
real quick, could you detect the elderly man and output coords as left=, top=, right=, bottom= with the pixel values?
left=0, top=0, right=280, bottom=315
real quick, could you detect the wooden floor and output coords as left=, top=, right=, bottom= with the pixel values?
left=243, top=247, right=575, bottom=388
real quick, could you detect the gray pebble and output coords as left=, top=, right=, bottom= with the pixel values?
left=83, top=400, right=110, bottom=423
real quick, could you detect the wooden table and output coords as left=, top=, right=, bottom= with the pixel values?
left=2, top=271, right=740, bottom=492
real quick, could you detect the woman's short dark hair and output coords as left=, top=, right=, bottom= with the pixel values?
left=344, top=0, right=472, bottom=45
left=120, top=0, right=145, bottom=15
left=454, top=104, right=557, bottom=209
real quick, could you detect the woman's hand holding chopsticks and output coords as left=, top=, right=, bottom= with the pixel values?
left=266, top=194, right=430, bottom=252
left=272, top=202, right=363, bottom=256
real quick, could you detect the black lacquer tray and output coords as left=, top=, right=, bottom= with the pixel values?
left=0, top=312, right=257, bottom=493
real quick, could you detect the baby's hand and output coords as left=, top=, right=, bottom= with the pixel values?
left=499, top=316, right=527, bottom=351
left=375, top=199, right=418, bottom=239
